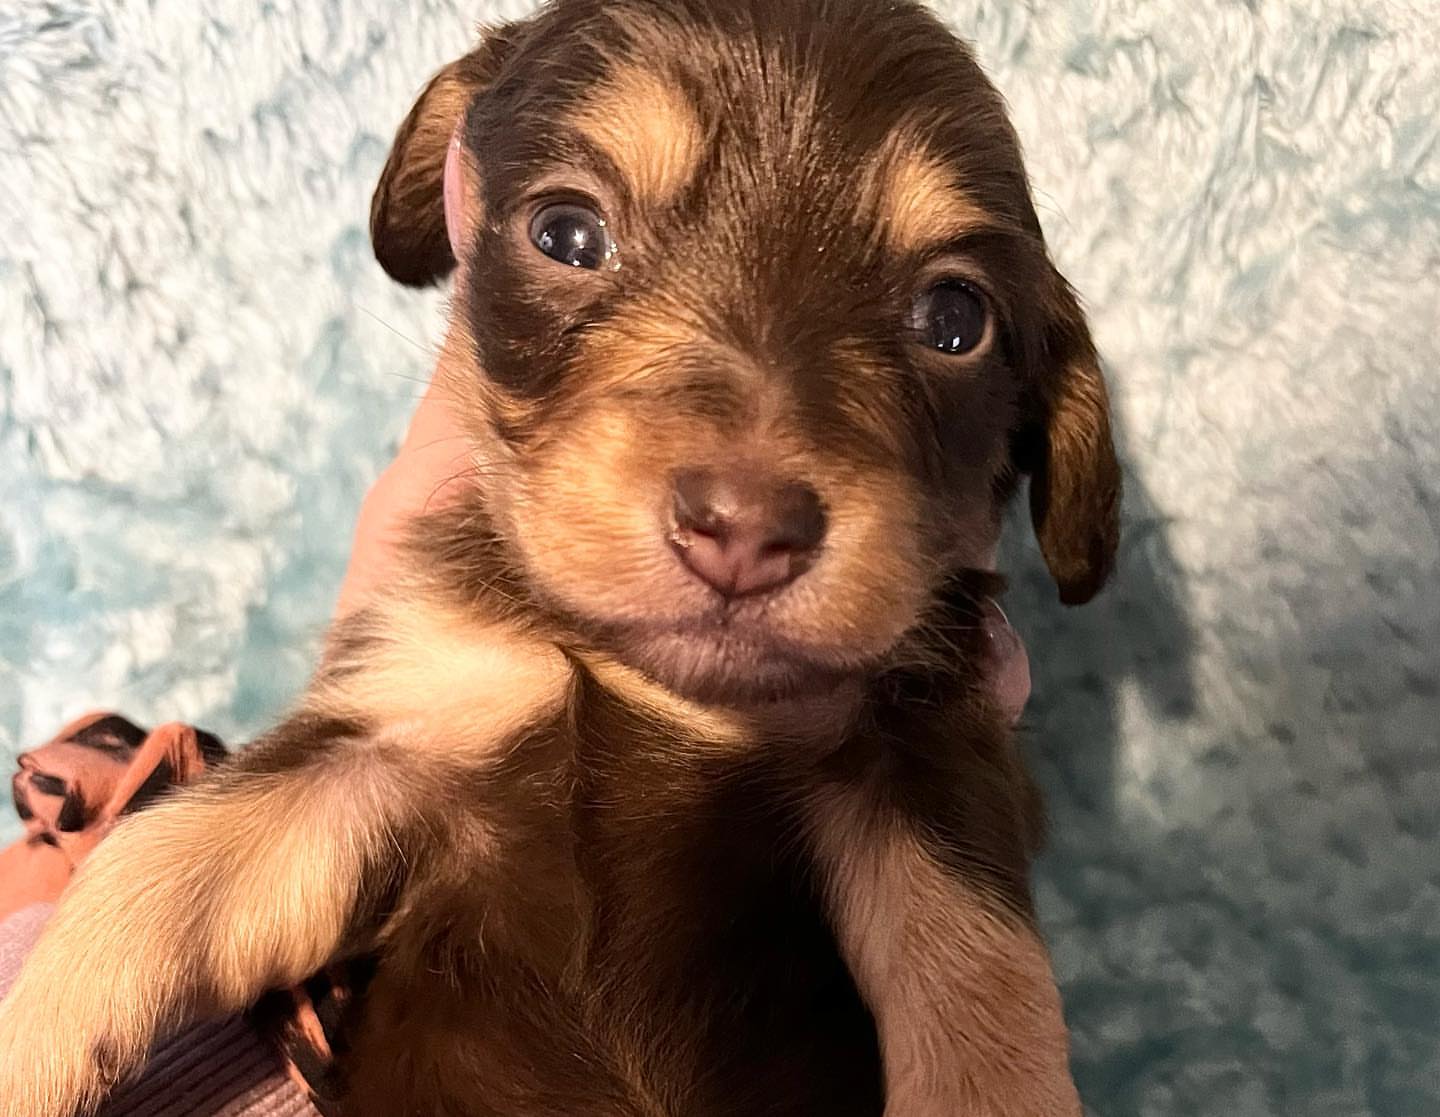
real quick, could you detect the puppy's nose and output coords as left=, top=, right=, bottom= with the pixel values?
left=669, top=468, right=827, bottom=598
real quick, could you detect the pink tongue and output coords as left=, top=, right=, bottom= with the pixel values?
left=981, top=599, right=1031, bottom=725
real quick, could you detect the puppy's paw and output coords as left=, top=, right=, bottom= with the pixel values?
left=0, top=998, right=122, bottom=1117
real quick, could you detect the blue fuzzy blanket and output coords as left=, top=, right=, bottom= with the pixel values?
left=1, top=2, right=1437, bottom=1113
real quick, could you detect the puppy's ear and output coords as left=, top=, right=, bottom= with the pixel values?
left=370, top=29, right=519, bottom=287
left=1021, top=275, right=1122, bottom=606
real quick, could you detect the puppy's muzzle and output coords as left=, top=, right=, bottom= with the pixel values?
left=668, top=468, right=827, bottom=599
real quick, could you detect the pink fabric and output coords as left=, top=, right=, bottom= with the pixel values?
left=0, top=903, right=52, bottom=1001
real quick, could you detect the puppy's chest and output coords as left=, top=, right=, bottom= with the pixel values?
left=341, top=693, right=884, bottom=1116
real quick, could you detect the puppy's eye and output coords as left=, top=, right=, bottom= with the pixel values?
left=530, top=203, right=614, bottom=270
left=909, top=280, right=990, bottom=356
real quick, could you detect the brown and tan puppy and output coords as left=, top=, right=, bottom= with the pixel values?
left=0, top=0, right=1120, bottom=1113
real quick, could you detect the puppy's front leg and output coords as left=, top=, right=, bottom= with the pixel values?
left=810, top=787, right=1082, bottom=1117
left=0, top=716, right=410, bottom=1117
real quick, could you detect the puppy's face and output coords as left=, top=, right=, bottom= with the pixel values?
left=372, top=0, right=1120, bottom=706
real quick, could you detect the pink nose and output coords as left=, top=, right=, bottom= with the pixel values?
left=669, top=469, right=827, bottom=599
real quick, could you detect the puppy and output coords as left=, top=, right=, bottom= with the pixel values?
left=0, top=0, right=1120, bottom=1113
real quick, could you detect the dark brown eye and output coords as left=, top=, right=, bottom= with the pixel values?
left=530, top=203, right=614, bottom=270
left=909, top=280, right=989, bottom=355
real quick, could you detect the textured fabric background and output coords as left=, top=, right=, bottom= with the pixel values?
left=1, top=1, right=1437, bottom=1113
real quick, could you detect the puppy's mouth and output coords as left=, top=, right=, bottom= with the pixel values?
left=594, top=612, right=867, bottom=706
left=580, top=589, right=1031, bottom=719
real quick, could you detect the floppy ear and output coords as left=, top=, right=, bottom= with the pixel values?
left=1022, top=275, right=1122, bottom=606
left=370, top=29, right=520, bottom=287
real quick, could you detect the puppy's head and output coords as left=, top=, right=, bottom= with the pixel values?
left=372, top=0, right=1120, bottom=706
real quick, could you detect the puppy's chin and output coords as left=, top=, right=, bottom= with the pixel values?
left=600, top=621, right=868, bottom=708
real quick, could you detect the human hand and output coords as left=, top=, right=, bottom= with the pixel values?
left=334, top=376, right=472, bottom=618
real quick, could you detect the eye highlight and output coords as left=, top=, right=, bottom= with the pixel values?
left=529, top=202, right=616, bottom=271
left=908, top=280, right=990, bottom=356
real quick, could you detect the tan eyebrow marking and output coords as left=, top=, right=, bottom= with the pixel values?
left=572, top=64, right=705, bottom=205
left=869, top=136, right=992, bottom=253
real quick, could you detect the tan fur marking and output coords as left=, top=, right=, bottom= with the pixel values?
left=872, top=139, right=990, bottom=253
left=809, top=787, right=1081, bottom=1117
left=315, top=595, right=574, bottom=758
left=573, top=64, right=705, bottom=205
left=578, top=652, right=749, bottom=744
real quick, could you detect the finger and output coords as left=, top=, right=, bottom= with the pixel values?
left=334, top=376, right=473, bottom=619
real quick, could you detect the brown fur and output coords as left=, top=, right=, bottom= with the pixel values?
left=0, top=1, right=1121, bottom=1114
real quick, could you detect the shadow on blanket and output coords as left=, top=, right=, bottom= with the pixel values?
left=1004, top=407, right=1204, bottom=1107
